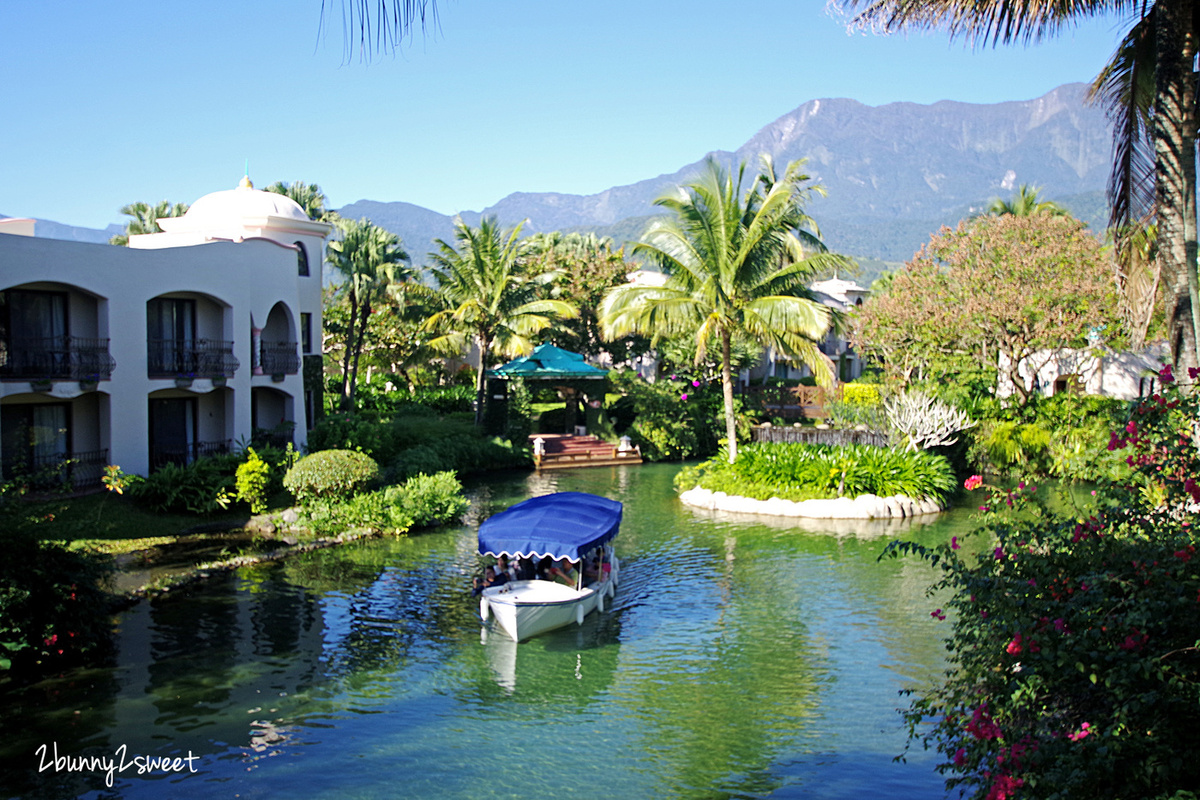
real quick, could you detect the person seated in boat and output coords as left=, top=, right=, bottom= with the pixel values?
left=515, top=556, right=537, bottom=581
left=496, top=554, right=517, bottom=581
left=548, top=558, right=579, bottom=588
left=471, top=565, right=508, bottom=596
left=536, top=556, right=554, bottom=581
left=582, top=551, right=601, bottom=585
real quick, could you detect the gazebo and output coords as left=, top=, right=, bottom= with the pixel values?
left=486, top=344, right=609, bottom=435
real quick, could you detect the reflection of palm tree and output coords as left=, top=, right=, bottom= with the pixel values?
left=836, top=0, right=1198, bottom=371
left=425, top=217, right=577, bottom=426
left=600, top=157, right=846, bottom=463
left=326, top=218, right=411, bottom=407
left=108, top=200, right=189, bottom=246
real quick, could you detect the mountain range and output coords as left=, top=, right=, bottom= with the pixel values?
left=11, top=83, right=1114, bottom=272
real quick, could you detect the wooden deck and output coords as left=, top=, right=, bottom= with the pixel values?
left=530, top=434, right=643, bottom=470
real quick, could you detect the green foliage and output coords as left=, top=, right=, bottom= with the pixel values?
left=608, top=372, right=751, bottom=461
left=824, top=382, right=888, bottom=430
left=840, top=382, right=881, bottom=406
left=0, top=528, right=112, bottom=674
left=301, top=471, right=468, bottom=537
left=235, top=448, right=271, bottom=514
left=886, top=366, right=1200, bottom=800
left=126, top=456, right=240, bottom=515
left=504, top=378, right=533, bottom=442
left=676, top=441, right=954, bottom=502
left=283, top=450, right=380, bottom=505
left=390, top=435, right=528, bottom=480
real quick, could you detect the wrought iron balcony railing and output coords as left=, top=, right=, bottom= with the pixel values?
left=2, top=448, right=110, bottom=490
left=260, top=341, right=300, bottom=376
left=0, top=336, right=116, bottom=382
left=150, top=439, right=232, bottom=470
left=147, top=339, right=239, bottom=380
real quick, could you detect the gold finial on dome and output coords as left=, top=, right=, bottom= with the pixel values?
left=239, top=159, right=253, bottom=189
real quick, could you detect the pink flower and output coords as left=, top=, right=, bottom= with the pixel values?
left=1160, top=364, right=1175, bottom=384
left=1067, top=722, right=1092, bottom=742
left=1121, top=628, right=1148, bottom=651
left=1190, top=367, right=1200, bottom=381
left=680, top=393, right=688, bottom=401
left=1006, top=634, right=1023, bottom=654
left=994, top=546, right=1004, bottom=560
left=691, top=380, right=700, bottom=387
left=986, top=774, right=1025, bottom=800
left=966, top=704, right=1002, bottom=740
left=931, top=608, right=946, bottom=621
left=1126, top=420, right=1138, bottom=435
left=953, top=748, right=967, bottom=767
left=964, top=475, right=983, bottom=491
left=951, top=536, right=960, bottom=550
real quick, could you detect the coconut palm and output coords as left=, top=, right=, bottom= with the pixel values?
left=265, top=181, right=338, bottom=222
left=108, top=200, right=189, bottom=246
left=326, top=217, right=412, bottom=407
left=985, top=184, right=1068, bottom=217
left=425, top=217, right=578, bottom=425
left=837, top=0, right=1198, bottom=372
left=600, top=156, right=849, bottom=463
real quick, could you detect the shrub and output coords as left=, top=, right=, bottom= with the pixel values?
left=676, top=441, right=954, bottom=502
left=284, top=449, right=380, bottom=504
left=301, top=470, right=468, bottom=536
left=126, top=458, right=236, bottom=515
left=235, top=448, right=271, bottom=514
left=840, top=382, right=882, bottom=407
left=0, top=529, right=113, bottom=674
left=389, top=434, right=529, bottom=480
left=884, top=365, right=1200, bottom=800
left=609, top=372, right=750, bottom=461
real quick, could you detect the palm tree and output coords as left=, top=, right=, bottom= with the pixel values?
left=265, top=181, right=338, bottom=222
left=599, top=157, right=849, bottom=463
left=108, top=200, right=189, bottom=246
left=985, top=184, right=1068, bottom=217
left=425, top=217, right=577, bottom=425
left=837, top=0, right=1198, bottom=373
left=326, top=217, right=411, bottom=407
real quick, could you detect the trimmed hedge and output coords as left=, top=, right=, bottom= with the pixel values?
left=283, top=449, right=380, bottom=504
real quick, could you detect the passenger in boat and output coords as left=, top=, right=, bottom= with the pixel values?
left=549, top=558, right=579, bottom=588
left=496, top=554, right=517, bottom=581
left=582, top=551, right=601, bottom=584
left=471, top=565, right=508, bottom=596
left=536, top=556, right=554, bottom=581
left=515, top=556, right=537, bottom=581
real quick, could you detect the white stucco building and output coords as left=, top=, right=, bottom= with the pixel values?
left=0, top=177, right=331, bottom=486
left=996, top=343, right=1168, bottom=401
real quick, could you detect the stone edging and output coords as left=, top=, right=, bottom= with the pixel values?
left=678, top=486, right=944, bottom=519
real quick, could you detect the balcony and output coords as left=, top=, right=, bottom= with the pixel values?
left=4, top=448, right=110, bottom=491
left=150, top=439, right=232, bottom=470
left=259, top=341, right=299, bottom=376
left=0, top=336, right=116, bottom=382
left=148, top=339, right=239, bottom=380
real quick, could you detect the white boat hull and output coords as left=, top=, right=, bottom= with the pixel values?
left=480, top=558, right=619, bottom=642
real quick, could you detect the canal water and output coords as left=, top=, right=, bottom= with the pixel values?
left=0, top=464, right=976, bottom=799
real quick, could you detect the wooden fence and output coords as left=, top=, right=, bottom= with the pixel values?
left=740, top=385, right=833, bottom=419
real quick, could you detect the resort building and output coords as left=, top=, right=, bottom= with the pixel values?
left=996, top=343, right=1168, bottom=400
left=0, top=177, right=331, bottom=487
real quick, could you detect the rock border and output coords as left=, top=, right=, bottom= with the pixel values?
left=678, top=486, right=944, bottom=519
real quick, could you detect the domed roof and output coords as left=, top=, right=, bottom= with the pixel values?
left=182, top=176, right=311, bottom=225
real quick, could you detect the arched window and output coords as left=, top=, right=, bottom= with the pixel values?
left=295, top=242, right=309, bottom=277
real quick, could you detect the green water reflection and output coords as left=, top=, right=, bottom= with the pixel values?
left=0, top=463, right=975, bottom=799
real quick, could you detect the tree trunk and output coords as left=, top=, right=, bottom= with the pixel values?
left=339, top=289, right=360, bottom=409
left=347, top=301, right=371, bottom=404
left=1154, top=0, right=1199, bottom=375
left=474, top=334, right=490, bottom=427
left=721, top=331, right=738, bottom=463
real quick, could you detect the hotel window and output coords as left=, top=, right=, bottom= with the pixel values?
left=300, top=313, right=313, bottom=354
left=296, top=242, right=310, bottom=276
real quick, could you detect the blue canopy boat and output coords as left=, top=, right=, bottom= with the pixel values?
left=477, top=492, right=622, bottom=641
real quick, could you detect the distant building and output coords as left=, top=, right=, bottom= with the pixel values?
left=996, top=343, right=1167, bottom=401
left=744, top=276, right=869, bottom=385
left=0, top=177, right=331, bottom=486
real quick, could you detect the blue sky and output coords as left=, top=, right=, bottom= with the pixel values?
left=1, top=1, right=1131, bottom=230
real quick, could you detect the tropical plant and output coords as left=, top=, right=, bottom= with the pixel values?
left=885, top=390, right=977, bottom=451
left=836, top=0, right=1199, bottom=376
left=283, top=449, right=380, bottom=504
left=425, top=217, right=577, bottom=425
left=883, top=364, right=1200, bottom=800
left=235, top=448, right=271, bottom=514
left=108, top=200, right=189, bottom=246
left=676, top=441, right=955, bottom=503
left=600, top=156, right=850, bottom=462
left=326, top=217, right=413, bottom=408
left=984, top=184, right=1068, bottom=217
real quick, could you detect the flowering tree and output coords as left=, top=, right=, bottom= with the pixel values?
left=854, top=213, right=1119, bottom=400
left=888, top=365, right=1200, bottom=799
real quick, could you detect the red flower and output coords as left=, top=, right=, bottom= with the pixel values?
left=931, top=608, right=946, bottom=621
left=953, top=748, right=967, bottom=766
left=1006, top=634, right=1023, bottom=655
left=1160, top=364, right=1175, bottom=384
left=964, top=474, right=983, bottom=491
left=966, top=704, right=1002, bottom=740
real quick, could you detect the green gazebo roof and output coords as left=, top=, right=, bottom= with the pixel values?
left=487, top=344, right=609, bottom=380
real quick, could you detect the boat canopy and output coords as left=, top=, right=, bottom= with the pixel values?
left=478, top=491, right=623, bottom=562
